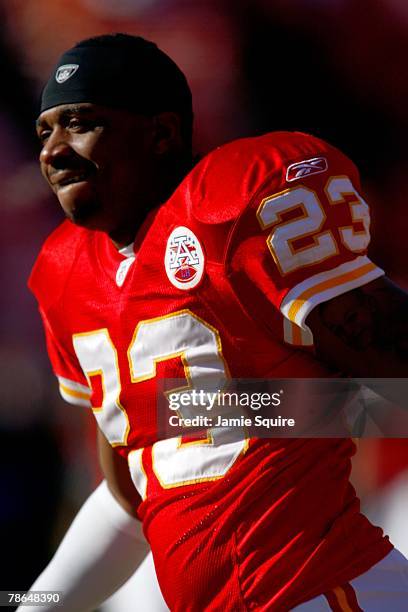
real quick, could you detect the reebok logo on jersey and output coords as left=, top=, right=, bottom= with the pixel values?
left=286, top=157, right=328, bottom=182
left=165, top=226, right=205, bottom=290
left=55, top=64, right=79, bottom=83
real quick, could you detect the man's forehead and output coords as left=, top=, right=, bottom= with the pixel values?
left=36, top=103, right=99, bottom=126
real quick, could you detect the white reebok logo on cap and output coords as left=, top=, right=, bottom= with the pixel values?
left=55, top=64, right=79, bottom=84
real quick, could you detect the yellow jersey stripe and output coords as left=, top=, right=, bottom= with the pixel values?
left=332, top=586, right=354, bottom=612
left=59, top=382, right=91, bottom=401
left=288, top=262, right=376, bottom=322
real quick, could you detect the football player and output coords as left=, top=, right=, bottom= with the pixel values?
left=25, top=33, right=408, bottom=610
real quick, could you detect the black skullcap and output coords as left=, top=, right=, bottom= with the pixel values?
left=40, top=34, right=193, bottom=120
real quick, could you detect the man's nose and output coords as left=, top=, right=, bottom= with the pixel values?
left=39, top=130, right=73, bottom=166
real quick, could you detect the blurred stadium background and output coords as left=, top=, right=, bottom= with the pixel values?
left=1, top=0, right=407, bottom=607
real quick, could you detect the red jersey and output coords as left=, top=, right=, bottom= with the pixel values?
left=30, top=132, right=391, bottom=610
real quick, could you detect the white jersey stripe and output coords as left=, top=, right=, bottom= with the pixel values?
left=280, top=256, right=384, bottom=345
left=128, top=449, right=148, bottom=500
left=59, top=384, right=92, bottom=407
left=57, top=375, right=91, bottom=395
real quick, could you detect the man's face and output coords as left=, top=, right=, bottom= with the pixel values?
left=37, top=103, right=156, bottom=241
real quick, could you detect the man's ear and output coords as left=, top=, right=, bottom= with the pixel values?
left=152, top=112, right=183, bottom=155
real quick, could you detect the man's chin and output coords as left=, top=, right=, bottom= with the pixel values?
left=63, top=200, right=103, bottom=229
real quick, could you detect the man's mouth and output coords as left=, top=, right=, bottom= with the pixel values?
left=51, top=169, right=94, bottom=188
left=59, top=173, right=90, bottom=187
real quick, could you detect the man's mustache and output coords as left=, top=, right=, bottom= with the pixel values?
left=48, top=157, right=96, bottom=175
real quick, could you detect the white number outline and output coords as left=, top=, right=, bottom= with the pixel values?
left=73, top=329, right=130, bottom=447
left=257, top=185, right=338, bottom=275
left=325, top=175, right=370, bottom=253
left=257, top=176, right=370, bottom=275
left=127, top=310, right=248, bottom=490
left=72, top=311, right=248, bottom=492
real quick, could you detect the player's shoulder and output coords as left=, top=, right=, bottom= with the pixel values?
left=206, top=130, right=343, bottom=165
left=35, top=218, right=87, bottom=256
left=28, top=220, right=89, bottom=307
left=173, top=131, right=359, bottom=225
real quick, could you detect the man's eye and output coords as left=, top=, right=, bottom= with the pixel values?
left=68, top=118, right=82, bottom=129
left=68, top=118, right=93, bottom=131
left=38, top=130, right=51, bottom=143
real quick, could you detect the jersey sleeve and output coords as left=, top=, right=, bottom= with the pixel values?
left=39, top=306, right=92, bottom=407
left=227, top=134, right=384, bottom=347
left=28, top=222, right=92, bottom=407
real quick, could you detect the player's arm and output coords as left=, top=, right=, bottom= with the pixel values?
left=306, top=275, right=408, bottom=378
left=18, top=431, right=149, bottom=612
left=18, top=480, right=149, bottom=612
left=97, top=426, right=141, bottom=517
left=25, top=255, right=162, bottom=609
